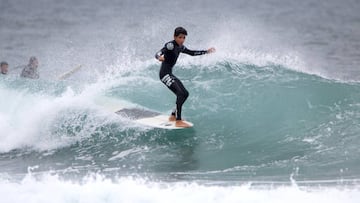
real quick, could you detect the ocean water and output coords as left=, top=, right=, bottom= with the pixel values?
left=1, top=0, right=360, bottom=202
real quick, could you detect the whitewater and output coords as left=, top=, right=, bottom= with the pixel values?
left=1, top=0, right=360, bottom=202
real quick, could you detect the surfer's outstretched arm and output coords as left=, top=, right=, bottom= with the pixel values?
left=182, top=47, right=216, bottom=56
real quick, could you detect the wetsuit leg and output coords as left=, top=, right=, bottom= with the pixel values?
left=161, top=74, right=189, bottom=120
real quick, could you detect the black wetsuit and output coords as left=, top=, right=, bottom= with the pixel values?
left=155, top=40, right=207, bottom=120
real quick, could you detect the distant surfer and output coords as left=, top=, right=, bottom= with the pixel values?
left=155, top=27, right=215, bottom=127
left=20, top=56, right=40, bottom=79
left=1, top=61, right=9, bottom=75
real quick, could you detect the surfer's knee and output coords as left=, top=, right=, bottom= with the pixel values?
left=177, top=90, right=189, bottom=104
left=180, top=88, right=189, bottom=99
left=183, top=89, right=189, bottom=100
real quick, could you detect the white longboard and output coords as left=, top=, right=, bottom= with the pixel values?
left=95, top=96, right=193, bottom=129
left=116, top=108, right=193, bottom=129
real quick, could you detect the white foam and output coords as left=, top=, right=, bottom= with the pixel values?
left=0, top=83, right=120, bottom=152
left=0, top=173, right=359, bottom=203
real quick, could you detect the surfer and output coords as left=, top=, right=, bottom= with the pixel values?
left=20, top=56, right=40, bottom=79
left=1, top=61, right=9, bottom=75
left=155, top=27, right=215, bottom=127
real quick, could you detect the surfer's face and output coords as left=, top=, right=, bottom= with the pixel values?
left=174, top=34, right=186, bottom=46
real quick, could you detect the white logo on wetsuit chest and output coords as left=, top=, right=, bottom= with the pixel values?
left=161, top=74, right=174, bottom=87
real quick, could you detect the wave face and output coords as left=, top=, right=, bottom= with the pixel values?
left=1, top=60, right=360, bottom=182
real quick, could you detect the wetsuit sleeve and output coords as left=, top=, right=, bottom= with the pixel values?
left=182, top=46, right=208, bottom=56
left=155, top=46, right=167, bottom=60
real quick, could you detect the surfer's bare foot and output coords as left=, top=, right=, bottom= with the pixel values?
left=169, top=115, right=176, bottom=122
left=175, top=120, right=191, bottom=128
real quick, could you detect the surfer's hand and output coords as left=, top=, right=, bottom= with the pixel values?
left=158, top=55, right=165, bottom=61
left=207, top=47, right=216, bottom=54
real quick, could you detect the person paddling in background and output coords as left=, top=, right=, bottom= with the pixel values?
left=155, top=27, right=215, bottom=128
left=20, top=56, right=39, bottom=79
left=1, top=61, right=9, bottom=75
